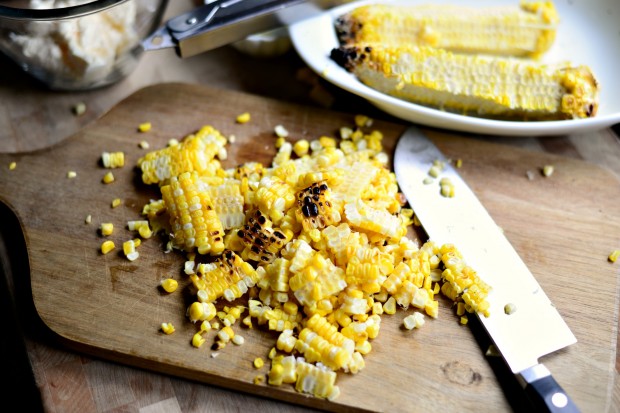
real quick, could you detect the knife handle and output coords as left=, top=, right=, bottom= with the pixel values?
left=519, top=364, right=580, bottom=413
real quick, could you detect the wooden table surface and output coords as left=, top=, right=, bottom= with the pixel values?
left=1, top=1, right=619, bottom=412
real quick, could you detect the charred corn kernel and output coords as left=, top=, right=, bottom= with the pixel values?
left=542, top=165, right=554, bottom=177
left=100, top=222, right=114, bottom=236
left=102, top=171, right=115, bottom=184
left=236, top=112, right=251, bottom=124
left=138, top=122, right=151, bottom=132
left=609, top=250, right=620, bottom=263
left=101, top=240, right=115, bottom=254
left=293, top=140, right=310, bottom=157
left=8, top=161, right=16, bottom=170
left=160, top=322, right=175, bottom=334
left=67, top=171, right=77, bottom=179
left=161, top=278, right=178, bottom=293
left=332, top=44, right=599, bottom=120
left=111, top=198, right=122, bottom=208
left=85, top=214, right=92, bottom=224
left=139, top=140, right=150, bottom=149
left=254, top=357, right=265, bottom=369
left=274, top=125, right=289, bottom=138
left=335, top=2, right=559, bottom=58
left=504, top=303, right=517, bottom=315
left=192, top=332, right=206, bottom=348
left=101, top=151, right=125, bottom=168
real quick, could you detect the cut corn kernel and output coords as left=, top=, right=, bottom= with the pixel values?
left=274, top=125, right=289, bottom=138
left=100, top=222, right=114, bottom=236
left=111, top=198, right=122, bottom=208
left=161, top=278, right=178, bottom=293
left=72, top=102, right=86, bottom=116
left=67, top=171, right=77, bottom=179
left=8, top=161, right=16, bottom=170
left=161, top=322, right=175, bottom=334
left=102, top=171, right=115, bottom=184
left=542, top=165, right=554, bottom=177
left=85, top=214, right=92, bottom=224
left=101, top=240, right=115, bottom=254
left=138, top=122, right=152, bottom=133
left=236, top=112, right=251, bottom=124
left=504, top=303, right=517, bottom=315
left=192, top=332, right=206, bottom=348
left=101, top=152, right=125, bottom=168
left=254, top=357, right=265, bottom=369
left=139, top=140, right=150, bottom=149
left=608, top=250, right=620, bottom=263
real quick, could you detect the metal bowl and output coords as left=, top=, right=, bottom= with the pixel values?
left=0, top=0, right=168, bottom=90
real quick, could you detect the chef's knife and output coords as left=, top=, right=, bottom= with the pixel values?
left=142, top=0, right=343, bottom=58
left=394, top=126, right=579, bottom=413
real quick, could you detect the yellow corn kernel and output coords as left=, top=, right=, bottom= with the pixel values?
left=101, top=151, right=125, bottom=168
left=67, top=171, right=77, bottom=179
left=254, top=357, right=265, bottom=369
left=123, top=239, right=139, bottom=261
left=383, top=296, right=396, bottom=314
left=319, top=136, right=336, bottom=148
left=72, top=101, right=86, bottom=116
left=102, top=171, right=115, bottom=184
left=8, top=161, right=16, bottom=170
left=138, top=122, right=152, bottom=132
left=354, top=114, right=372, bottom=128
left=192, top=332, right=206, bottom=348
left=609, top=250, right=620, bottom=263
left=403, top=312, right=425, bottom=330
left=188, top=301, right=217, bottom=323
left=542, top=165, right=554, bottom=177
left=111, top=198, right=122, bottom=208
left=217, top=326, right=235, bottom=343
left=460, top=315, right=469, bottom=325
left=254, top=375, right=265, bottom=385
left=504, top=302, right=517, bottom=315
left=160, top=278, right=178, bottom=293
left=232, top=335, right=245, bottom=345
left=274, top=125, right=289, bottom=138
left=200, top=320, right=212, bottom=332
left=100, top=222, right=114, bottom=236
left=293, top=139, right=310, bottom=157
left=85, top=215, right=92, bottom=224
left=161, top=322, right=175, bottom=334
left=236, top=112, right=251, bottom=124
left=139, top=140, right=150, bottom=149
left=455, top=159, right=463, bottom=168
left=100, top=240, right=115, bottom=254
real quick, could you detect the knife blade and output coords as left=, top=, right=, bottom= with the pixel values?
left=142, top=0, right=343, bottom=58
left=394, top=126, right=579, bottom=413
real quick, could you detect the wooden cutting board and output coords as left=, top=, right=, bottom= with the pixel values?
left=0, top=83, right=618, bottom=413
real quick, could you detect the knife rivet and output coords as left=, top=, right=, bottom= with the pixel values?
left=186, top=16, right=197, bottom=25
left=551, top=392, right=568, bottom=408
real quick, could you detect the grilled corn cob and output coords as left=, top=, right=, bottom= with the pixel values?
left=331, top=44, right=598, bottom=120
left=335, top=1, right=559, bottom=58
